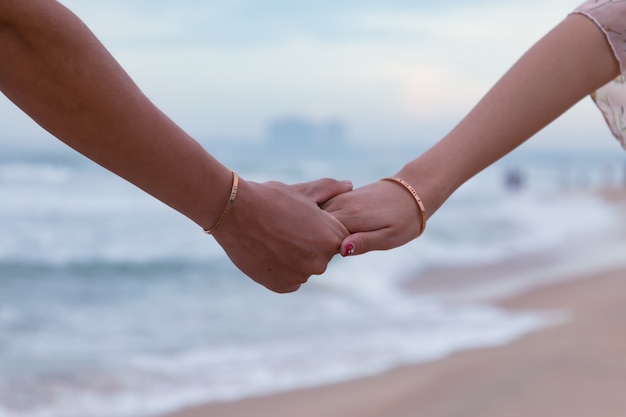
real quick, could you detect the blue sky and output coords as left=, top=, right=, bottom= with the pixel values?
left=0, top=0, right=622, bottom=152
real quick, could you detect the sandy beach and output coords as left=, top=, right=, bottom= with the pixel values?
left=162, top=255, right=626, bottom=417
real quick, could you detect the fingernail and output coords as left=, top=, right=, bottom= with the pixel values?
left=344, top=243, right=355, bottom=256
left=342, top=180, right=353, bottom=187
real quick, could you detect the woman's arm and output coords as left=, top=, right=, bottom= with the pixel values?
left=324, top=13, right=621, bottom=256
left=0, top=0, right=351, bottom=292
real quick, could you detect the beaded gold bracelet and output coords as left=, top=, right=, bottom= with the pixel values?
left=381, top=176, right=427, bottom=237
left=204, top=171, right=239, bottom=235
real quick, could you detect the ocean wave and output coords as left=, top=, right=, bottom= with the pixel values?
left=0, top=299, right=552, bottom=417
left=1, top=150, right=623, bottom=417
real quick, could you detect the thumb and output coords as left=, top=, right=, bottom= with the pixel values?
left=293, top=178, right=353, bottom=205
left=339, top=230, right=391, bottom=257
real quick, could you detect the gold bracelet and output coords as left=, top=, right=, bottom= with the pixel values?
left=204, top=171, right=239, bottom=235
left=381, top=176, right=427, bottom=237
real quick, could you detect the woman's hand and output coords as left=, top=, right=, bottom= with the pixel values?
left=322, top=180, right=425, bottom=257
left=212, top=177, right=352, bottom=293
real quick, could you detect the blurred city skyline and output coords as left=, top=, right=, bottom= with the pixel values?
left=0, top=0, right=621, bottom=154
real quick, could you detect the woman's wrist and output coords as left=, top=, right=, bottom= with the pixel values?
left=395, top=158, right=456, bottom=222
left=381, top=176, right=427, bottom=237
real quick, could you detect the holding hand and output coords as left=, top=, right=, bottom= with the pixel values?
left=212, top=177, right=352, bottom=293
left=322, top=178, right=426, bottom=257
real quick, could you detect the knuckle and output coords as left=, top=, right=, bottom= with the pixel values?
left=359, top=234, right=373, bottom=253
left=302, top=252, right=333, bottom=276
left=344, top=204, right=365, bottom=218
left=311, top=261, right=328, bottom=276
left=319, top=177, right=336, bottom=187
left=294, top=268, right=312, bottom=283
left=282, top=284, right=302, bottom=294
left=270, top=282, right=301, bottom=294
left=308, top=178, right=336, bottom=195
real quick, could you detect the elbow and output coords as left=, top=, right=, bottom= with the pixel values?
left=0, top=0, right=15, bottom=26
left=0, top=18, right=15, bottom=54
left=0, top=22, right=13, bottom=55
left=0, top=0, right=20, bottom=37
left=0, top=0, right=43, bottom=33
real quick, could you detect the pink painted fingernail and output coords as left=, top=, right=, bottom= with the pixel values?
left=344, top=243, right=356, bottom=256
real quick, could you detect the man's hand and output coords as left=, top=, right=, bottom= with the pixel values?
left=213, top=177, right=352, bottom=293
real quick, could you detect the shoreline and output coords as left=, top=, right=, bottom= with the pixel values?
left=161, top=263, right=626, bottom=417
left=158, top=188, right=626, bottom=417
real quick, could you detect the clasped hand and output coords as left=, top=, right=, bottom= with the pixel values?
left=212, top=177, right=424, bottom=293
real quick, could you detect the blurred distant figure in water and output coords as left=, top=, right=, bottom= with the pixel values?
left=504, top=168, right=525, bottom=192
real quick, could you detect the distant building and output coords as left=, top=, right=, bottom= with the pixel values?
left=266, top=116, right=347, bottom=151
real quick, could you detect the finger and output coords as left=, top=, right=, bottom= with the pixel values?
left=270, top=283, right=302, bottom=294
left=293, top=178, right=353, bottom=205
left=340, top=229, right=395, bottom=257
left=260, top=272, right=307, bottom=293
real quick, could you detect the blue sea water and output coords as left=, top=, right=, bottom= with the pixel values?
left=0, top=143, right=623, bottom=417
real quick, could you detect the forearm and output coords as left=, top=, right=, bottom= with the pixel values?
left=0, top=1, right=356, bottom=292
left=399, top=14, right=620, bottom=217
left=324, top=11, right=624, bottom=257
left=0, top=0, right=230, bottom=229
